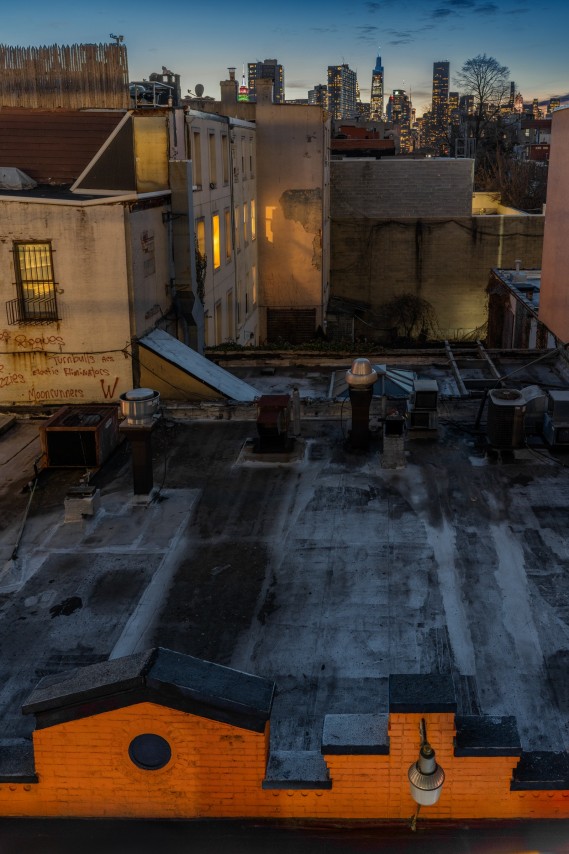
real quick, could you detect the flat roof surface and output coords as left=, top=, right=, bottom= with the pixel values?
left=2, top=353, right=569, bottom=775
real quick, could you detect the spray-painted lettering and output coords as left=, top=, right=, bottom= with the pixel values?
left=15, top=334, right=66, bottom=350
left=100, top=377, right=120, bottom=399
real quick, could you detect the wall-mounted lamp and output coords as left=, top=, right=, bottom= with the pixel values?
left=408, top=717, right=445, bottom=831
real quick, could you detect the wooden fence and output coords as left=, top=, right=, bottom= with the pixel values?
left=0, top=43, right=130, bottom=109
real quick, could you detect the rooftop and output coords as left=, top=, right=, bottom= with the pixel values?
left=2, top=351, right=569, bottom=784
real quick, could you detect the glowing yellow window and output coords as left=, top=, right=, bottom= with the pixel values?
left=212, top=214, right=221, bottom=269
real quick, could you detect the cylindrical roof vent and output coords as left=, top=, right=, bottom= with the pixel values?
left=119, top=388, right=160, bottom=427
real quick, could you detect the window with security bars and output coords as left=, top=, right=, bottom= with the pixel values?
left=7, top=241, right=59, bottom=324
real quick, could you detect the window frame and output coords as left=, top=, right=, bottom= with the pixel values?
left=8, top=240, right=59, bottom=324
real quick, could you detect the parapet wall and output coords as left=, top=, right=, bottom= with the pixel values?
left=1, top=655, right=568, bottom=820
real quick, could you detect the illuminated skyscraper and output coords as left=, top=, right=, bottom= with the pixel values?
left=389, top=89, right=412, bottom=153
left=247, top=59, right=285, bottom=103
left=308, top=84, right=327, bottom=108
left=431, top=60, right=449, bottom=152
left=327, top=64, right=357, bottom=119
left=370, top=51, right=384, bottom=120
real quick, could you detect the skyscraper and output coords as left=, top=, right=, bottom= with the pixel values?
left=327, top=64, right=357, bottom=119
left=431, top=60, right=450, bottom=152
left=370, top=51, right=384, bottom=120
left=389, top=89, right=412, bottom=153
left=247, top=59, right=285, bottom=103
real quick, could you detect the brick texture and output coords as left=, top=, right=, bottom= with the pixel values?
left=1, top=704, right=569, bottom=819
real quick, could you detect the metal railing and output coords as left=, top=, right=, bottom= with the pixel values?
left=6, top=296, right=60, bottom=325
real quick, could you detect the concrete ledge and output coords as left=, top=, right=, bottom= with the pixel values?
left=389, top=674, right=456, bottom=713
left=454, top=715, right=521, bottom=757
left=0, top=415, right=16, bottom=437
left=511, top=751, right=569, bottom=790
left=0, top=739, right=37, bottom=783
left=263, top=750, right=332, bottom=790
left=322, top=714, right=389, bottom=755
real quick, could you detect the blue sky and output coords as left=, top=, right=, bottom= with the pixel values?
left=2, top=0, right=567, bottom=112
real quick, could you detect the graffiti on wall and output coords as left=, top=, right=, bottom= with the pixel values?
left=0, top=329, right=126, bottom=403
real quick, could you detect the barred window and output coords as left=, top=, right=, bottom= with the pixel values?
left=8, top=241, right=59, bottom=324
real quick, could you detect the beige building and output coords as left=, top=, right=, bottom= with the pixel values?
left=188, top=111, right=258, bottom=345
left=197, top=72, right=331, bottom=344
left=539, top=107, right=569, bottom=343
left=0, top=109, right=258, bottom=406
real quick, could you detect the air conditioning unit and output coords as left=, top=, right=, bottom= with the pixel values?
left=543, top=390, right=569, bottom=447
left=487, top=389, right=525, bottom=449
left=407, top=379, right=439, bottom=431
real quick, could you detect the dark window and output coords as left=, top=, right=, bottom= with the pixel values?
left=128, top=733, right=172, bottom=770
left=7, top=241, right=59, bottom=324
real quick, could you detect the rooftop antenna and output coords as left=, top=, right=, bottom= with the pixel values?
left=110, top=34, right=124, bottom=45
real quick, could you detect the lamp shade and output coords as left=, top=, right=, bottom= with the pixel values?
left=408, top=742, right=445, bottom=806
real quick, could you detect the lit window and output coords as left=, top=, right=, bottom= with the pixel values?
left=9, top=241, right=59, bottom=324
left=252, top=265, right=257, bottom=305
left=212, top=214, right=221, bottom=269
left=251, top=200, right=256, bottom=241
left=243, top=202, right=248, bottom=244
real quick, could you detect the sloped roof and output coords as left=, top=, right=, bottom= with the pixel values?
left=140, top=329, right=260, bottom=401
left=23, top=647, right=275, bottom=733
left=0, top=109, right=126, bottom=185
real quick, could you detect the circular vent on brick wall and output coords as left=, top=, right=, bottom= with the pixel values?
left=128, top=733, right=172, bottom=770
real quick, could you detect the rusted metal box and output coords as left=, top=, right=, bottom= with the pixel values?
left=39, top=405, right=119, bottom=468
left=256, top=394, right=290, bottom=451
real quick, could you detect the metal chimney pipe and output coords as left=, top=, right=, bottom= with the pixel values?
left=345, top=359, right=378, bottom=450
left=119, top=388, right=160, bottom=497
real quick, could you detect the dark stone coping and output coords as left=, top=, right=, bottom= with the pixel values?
left=454, top=715, right=521, bottom=757
left=23, top=647, right=275, bottom=734
left=389, top=674, right=456, bottom=713
left=263, top=751, right=332, bottom=790
left=0, top=739, right=37, bottom=783
left=511, top=752, right=569, bottom=791
left=321, top=714, right=389, bottom=755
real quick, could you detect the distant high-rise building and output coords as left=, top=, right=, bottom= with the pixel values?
left=508, top=81, right=516, bottom=111
left=389, top=88, right=412, bottom=153
left=247, top=59, right=285, bottom=103
left=532, top=98, right=542, bottom=119
left=370, top=51, right=384, bottom=120
left=431, top=60, right=449, bottom=152
left=448, top=91, right=460, bottom=125
left=327, top=64, right=357, bottom=119
left=548, top=97, right=561, bottom=114
left=308, top=84, right=327, bottom=108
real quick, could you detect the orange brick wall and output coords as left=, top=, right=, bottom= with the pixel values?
left=1, top=705, right=569, bottom=819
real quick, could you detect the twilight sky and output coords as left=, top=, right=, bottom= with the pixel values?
left=2, top=0, right=567, bottom=112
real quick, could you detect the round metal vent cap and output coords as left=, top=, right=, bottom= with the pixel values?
left=346, top=358, right=378, bottom=388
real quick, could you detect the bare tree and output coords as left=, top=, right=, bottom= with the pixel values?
left=454, top=54, right=510, bottom=143
left=380, top=293, right=439, bottom=342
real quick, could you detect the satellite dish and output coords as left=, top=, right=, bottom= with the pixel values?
left=195, top=83, right=204, bottom=98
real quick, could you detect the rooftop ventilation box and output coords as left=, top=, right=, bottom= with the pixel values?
left=40, top=405, right=119, bottom=468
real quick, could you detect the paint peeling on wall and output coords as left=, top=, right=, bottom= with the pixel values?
left=279, top=188, right=322, bottom=234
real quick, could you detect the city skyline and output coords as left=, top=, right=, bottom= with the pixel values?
left=1, top=0, right=567, bottom=110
